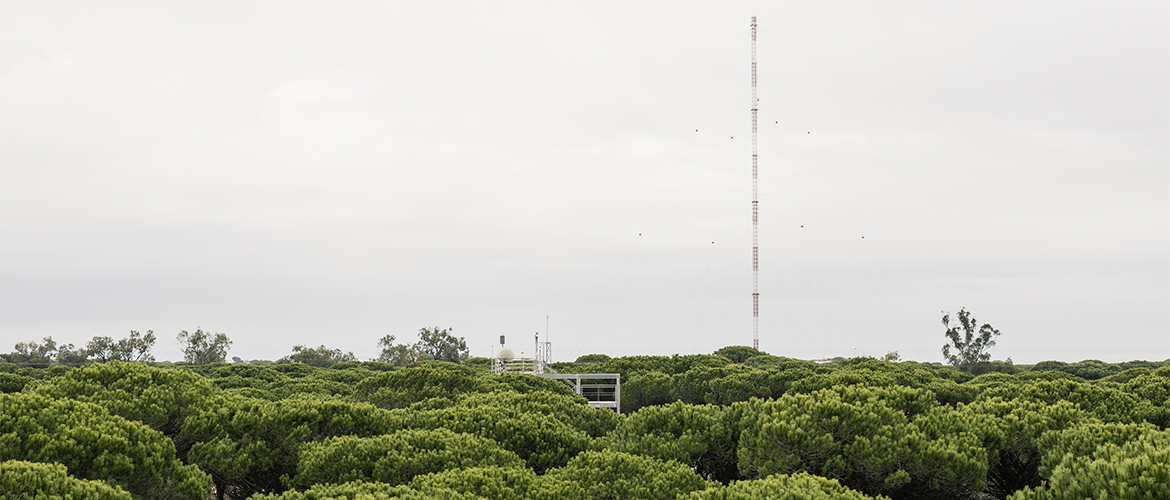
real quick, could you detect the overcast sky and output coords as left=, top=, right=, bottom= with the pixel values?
left=2, top=1, right=1167, bottom=364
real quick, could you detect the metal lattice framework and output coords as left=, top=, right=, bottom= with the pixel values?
left=751, top=16, right=759, bottom=351
left=491, top=332, right=552, bottom=375
left=539, top=373, right=621, bottom=414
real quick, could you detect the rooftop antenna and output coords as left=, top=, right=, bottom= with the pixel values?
left=751, top=16, right=760, bottom=351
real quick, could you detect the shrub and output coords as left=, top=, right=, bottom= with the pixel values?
left=352, top=363, right=492, bottom=409
left=673, top=364, right=784, bottom=406
left=182, top=394, right=403, bottom=498
left=1097, top=367, right=1150, bottom=384
left=448, top=390, right=618, bottom=438
left=785, top=359, right=947, bottom=397
left=209, top=363, right=288, bottom=383
left=211, top=374, right=271, bottom=391
left=290, top=429, right=523, bottom=488
left=740, top=355, right=814, bottom=370
left=979, top=378, right=1160, bottom=425
left=224, top=386, right=277, bottom=400
left=1124, top=366, right=1170, bottom=406
left=1035, top=421, right=1159, bottom=478
left=0, top=460, right=132, bottom=500
left=597, top=401, right=738, bottom=482
left=681, top=472, right=889, bottom=500
left=575, top=353, right=611, bottom=363
left=0, top=372, right=30, bottom=393
left=544, top=450, right=715, bottom=500
left=27, top=361, right=215, bottom=450
left=966, top=372, right=1022, bottom=390
left=0, top=393, right=212, bottom=499
left=494, top=373, right=580, bottom=398
left=267, top=377, right=354, bottom=399
left=312, top=367, right=376, bottom=385
left=965, top=398, right=1089, bottom=497
left=968, top=360, right=1020, bottom=375
left=269, top=362, right=319, bottom=378
left=1016, top=370, right=1082, bottom=383
left=736, top=386, right=988, bottom=499
left=410, top=466, right=585, bottom=500
left=396, top=405, right=591, bottom=472
left=248, top=480, right=469, bottom=500
left=1009, top=428, right=1169, bottom=500
left=925, top=379, right=979, bottom=406
left=598, top=354, right=731, bottom=376
left=621, top=370, right=676, bottom=412
left=1030, top=360, right=1123, bottom=381
left=713, top=346, right=763, bottom=364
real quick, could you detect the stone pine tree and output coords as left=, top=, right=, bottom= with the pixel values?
left=941, top=308, right=1001, bottom=372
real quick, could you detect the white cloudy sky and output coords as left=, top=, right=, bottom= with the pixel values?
left=2, top=1, right=1167, bottom=364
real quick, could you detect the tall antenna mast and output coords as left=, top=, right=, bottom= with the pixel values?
left=750, top=16, right=759, bottom=351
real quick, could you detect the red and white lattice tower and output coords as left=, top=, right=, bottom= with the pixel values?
left=750, top=17, right=759, bottom=351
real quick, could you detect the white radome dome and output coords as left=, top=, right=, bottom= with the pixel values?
left=497, top=348, right=515, bottom=360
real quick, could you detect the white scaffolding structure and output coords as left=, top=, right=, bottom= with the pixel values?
left=490, top=332, right=621, bottom=413
left=491, top=332, right=552, bottom=375
left=540, top=373, right=621, bottom=414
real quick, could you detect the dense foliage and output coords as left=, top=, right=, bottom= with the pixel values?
left=290, top=429, right=524, bottom=488
left=0, top=460, right=132, bottom=500
left=26, top=361, right=216, bottom=447
left=0, top=392, right=212, bottom=499
left=2, top=348, right=1166, bottom=500
left=543, top=450, right=716, bottom=499
left=1011, top=425, right=1169, bottom=500
left=681, top=473, right=888, bottom=500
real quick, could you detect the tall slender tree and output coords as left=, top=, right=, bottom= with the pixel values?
left=415, top=327, right=468, bottom=364
left=941, top=308, right=1002, bottom=372
left=176, top=329, right=232, bottom=364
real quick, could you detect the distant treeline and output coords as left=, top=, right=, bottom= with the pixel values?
left=0, top=326, right=468, bottom=368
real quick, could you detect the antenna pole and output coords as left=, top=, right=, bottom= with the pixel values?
left=751, top=16, right=759, bottom=351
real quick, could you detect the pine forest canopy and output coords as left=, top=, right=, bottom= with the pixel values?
left=2, top=339, right=1168, bottom=500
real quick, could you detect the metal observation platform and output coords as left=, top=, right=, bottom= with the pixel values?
left=490, top=333, right=621, bottom=414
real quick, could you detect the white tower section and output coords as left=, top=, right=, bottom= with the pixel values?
left=750, top=17, right=759, bottom=350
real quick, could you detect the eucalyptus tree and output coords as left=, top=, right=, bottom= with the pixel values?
left=942, top=308, right=1002, bottom=372
left=86, top=330, right=156, bottom=362
left=278, top=344, right=355, bottom=367
left=176, top=328, right=232, bottom=364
